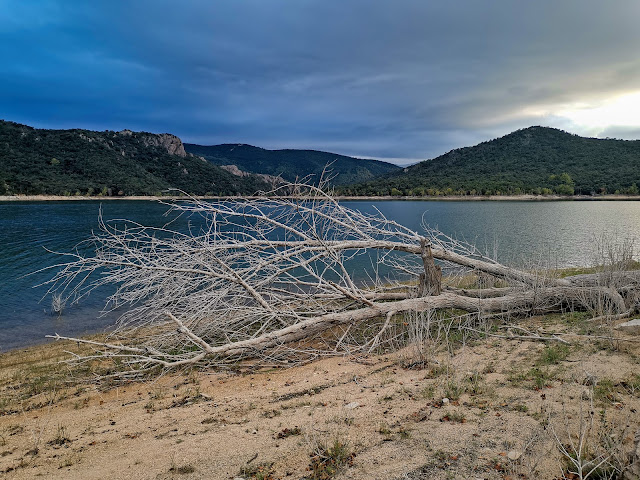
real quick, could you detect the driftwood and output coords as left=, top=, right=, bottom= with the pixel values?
left=42, top=182, right=639, bottom=373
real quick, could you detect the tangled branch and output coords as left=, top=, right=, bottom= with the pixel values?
left=42, top=182, right=637, bottom=374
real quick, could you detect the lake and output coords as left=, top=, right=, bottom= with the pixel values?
left=1, top=199, right=639, bottom=351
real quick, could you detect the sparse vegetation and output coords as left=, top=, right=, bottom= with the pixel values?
left=306, top=438, right=355, bottom=480
left=275, top=426, right=302, bottom=439
left=550, top=396, right=636, bottom=480
left=48, top=425, right=71, bottom=446
left=444, top=379, right=463, bottom=401
left=440, top=411, right=466, bottom=423
left=508, top=366, right=557, bottom=390
left=593, top=378, right=623, bottom=405
left=378, top=422, right=391, bottom=434
left=539, top=344, right=571, bottom=365
left=464, top=371, right=487, bottom=395
left=420, top=385, right=436, bottom=399
left=239, top=462, right=275, bottom=480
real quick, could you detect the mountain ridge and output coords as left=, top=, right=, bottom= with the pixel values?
left=343, top=126, right=640, bottom=196
left=0, top=121, right=270, bottom=196
left=4, top=121, right=639, bottom=198
left=184, top=142, right=400, bottom=186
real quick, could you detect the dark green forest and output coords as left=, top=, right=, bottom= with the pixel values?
left=184, top=143, right=400, bottom=186
left=3, top=121, right=639, bottom=197
left=0, top=121, right=270, bottom=196
left=342, top=126, right=640, bottom=196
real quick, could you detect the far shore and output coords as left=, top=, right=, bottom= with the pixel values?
left=2, top=193, right=640, bottom=202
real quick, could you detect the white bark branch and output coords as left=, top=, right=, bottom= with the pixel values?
left=42, top=181, right=638, bottom=374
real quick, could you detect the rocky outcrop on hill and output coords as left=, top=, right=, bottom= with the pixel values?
left=219, top=164, right=247, bottom=177
left=220, top=164, right=283, bottom=188
left=136, top=132, right=187, bottom=157
left=0, top=120, right=271, bottom=196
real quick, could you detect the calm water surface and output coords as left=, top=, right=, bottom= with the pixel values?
left=1, top=200, right=639, bottom=351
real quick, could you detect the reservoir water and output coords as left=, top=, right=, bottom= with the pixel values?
left=1, top=199, right=639, bottom=351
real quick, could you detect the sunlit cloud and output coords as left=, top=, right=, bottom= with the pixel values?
left=523, top=91, right=640, bottom=139
left=561, top=92, right=640, bottom=137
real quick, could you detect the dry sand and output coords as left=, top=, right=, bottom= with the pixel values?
left=1, top=316, right=639, bottom=479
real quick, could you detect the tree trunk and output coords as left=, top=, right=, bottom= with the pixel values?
left=161, top=285, right=627, bottom=362
left=418, top=239, right=442, bottom=296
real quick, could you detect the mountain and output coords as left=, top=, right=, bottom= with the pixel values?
left=0, top=121, right=271, bottom=196
left=343, top=127, right=640, bottom=196
left=183, top=143, right=400, bottom=186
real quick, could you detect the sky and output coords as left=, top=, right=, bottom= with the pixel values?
left=2, top=1, right=640, bottom=164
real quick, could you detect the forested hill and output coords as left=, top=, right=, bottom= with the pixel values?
left=184, top=143, right=400, bottom=186
left=0, top=121, right=271, bottom=196
left=343, top=127, right=640, bottom=196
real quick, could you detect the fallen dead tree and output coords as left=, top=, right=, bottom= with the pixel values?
left=43, top=182, right=639, bottom=374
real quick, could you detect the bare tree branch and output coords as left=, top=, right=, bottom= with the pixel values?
left=41, top=181, right=637, bottom=375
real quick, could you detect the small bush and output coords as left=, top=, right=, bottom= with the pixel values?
left=441, top=411, right=466, bottom=423
left=508, top=367, right=556, bottom=390
left=307, top=439, right=355, bottom=479
left=464, top=371, right=486, bottom=395
left=538, top=344, right=570, bottom=365
left=444, top=379, right=462, bottom=401
left=239, top=462, right=275, bottom=480
left=275, top=426, right=302, bottom=439
left=593, top=378, right=622, bottom=404
left=48, top=425, right=71, bottom=446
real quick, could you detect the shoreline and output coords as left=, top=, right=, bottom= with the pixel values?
left=338, top=193, right=640, bottom=201
left=2, top=193, right=640, bottom=202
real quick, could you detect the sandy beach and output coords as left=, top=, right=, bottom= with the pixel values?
left=1, top=313, right=639, bottom=479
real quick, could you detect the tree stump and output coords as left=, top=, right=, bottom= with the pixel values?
left=418, top=238, right=442, bottom=296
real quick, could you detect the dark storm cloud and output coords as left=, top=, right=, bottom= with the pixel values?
left=2, top=0, right=639, bottom=162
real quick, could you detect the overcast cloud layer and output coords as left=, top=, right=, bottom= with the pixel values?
left=2, top=1, right=640, bottom=163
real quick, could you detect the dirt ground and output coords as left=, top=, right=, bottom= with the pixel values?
left=1, top=314, right=639, bottom=480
